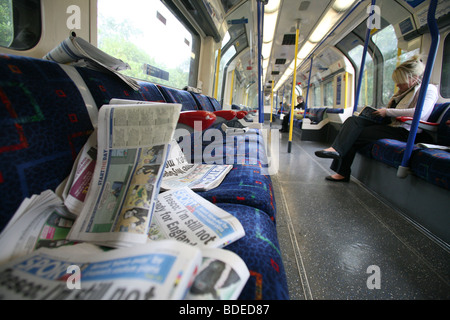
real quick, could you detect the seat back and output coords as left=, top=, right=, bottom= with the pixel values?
left=0, top=55, right=94, bottom=231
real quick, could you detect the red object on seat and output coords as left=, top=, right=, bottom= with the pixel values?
left=236, top=111, right=247, bottom=119
left=396, top=116, right=439, bottom=126
left=214, top=110, right=237, bottom=121
left=178, top=111, right=217, bottom=130
left=396, top=116, right=439, bottom=132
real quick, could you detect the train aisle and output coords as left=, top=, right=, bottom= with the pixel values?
left=268, top=122, right=450, bottom=300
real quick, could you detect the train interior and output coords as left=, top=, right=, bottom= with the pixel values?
left=0, top=0, right=449, bottom=300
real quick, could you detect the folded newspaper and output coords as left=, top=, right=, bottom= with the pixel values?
left=67, top=101, right=181, bottom=247
left=0, top=190, right=77, bottom=265
left=161, top=140, right=232, bottom=191
left=43, top=31, right=140, bottom=91
left=0, top=240, right=202, bottom=300
left=148, top=187, right=245, bottom=248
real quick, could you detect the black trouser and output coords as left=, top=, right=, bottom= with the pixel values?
left=330, top=116, right=430, bottom=177
left=281, top=112, right=291, bottom=130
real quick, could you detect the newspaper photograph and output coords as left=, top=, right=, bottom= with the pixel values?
left=63, top=130, right=97, bottom=216
left=148, top=187, right=245, bottom=248
left=161, top=140, right=232, bottom=191
left=0, top=240, right=202, bottom=300
left=68, top=102, right=181, bottom=247
left=0, top=191, right=77, bottom=265
left=186, top=248, right=249, bottom=300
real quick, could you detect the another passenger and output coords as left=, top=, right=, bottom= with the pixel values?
left=314, top=55, right=438, bottom=182
left=280, top=96, right=305, bottom=133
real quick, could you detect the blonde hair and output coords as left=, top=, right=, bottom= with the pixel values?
left=392, top=55, right=425, bottom=85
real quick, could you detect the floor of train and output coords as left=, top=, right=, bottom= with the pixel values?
left=265, top=120, right=450, bottom=300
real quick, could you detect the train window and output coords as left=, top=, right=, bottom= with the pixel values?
left=216, top=45, right=236, bottom=102
left=97, top=0, right=197, bottom=89
left=0, top=0, right=14, bottom=47
left=348, top=45, right=374, bottom=107
left=313, top=85, right=321, bottom=107
left=441, top=33, right=450, bottom=98
left=372, top=25, right=419, bottom=104
left=0, top=0, right=41, bottom=50
left=323, top=80, right=334, bottom=107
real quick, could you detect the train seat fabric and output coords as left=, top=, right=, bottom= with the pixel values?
left=305, top=107, right=328, bottom=124
left=0, top=54, right=94, bottom=231
left=410, top=148, right=450, bottom=189
left=370, top=139, right=421, bottom=169
left=75, top=67, right=165, bottom=106
left=156, top=84, right=199, bottom=111
left=216, top=203, right=289, bottom=300
left=197, top=164, right=277, bottom=223
left=190, top=92, right=216, bottom=112
left=0, top=53, right=290, bottom=300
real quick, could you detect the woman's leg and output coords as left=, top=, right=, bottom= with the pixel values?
left=330, top=116, right=375, bottom=156
left=330, top=125, right=410, bottom=177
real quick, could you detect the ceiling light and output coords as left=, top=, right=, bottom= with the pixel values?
left=309, top=9, right=340, bottom=43
left=332, top=0, right=357, bottom=12
left=298, top=41, right=316, bottom=59
left=265, top=0, right=281, bottom=14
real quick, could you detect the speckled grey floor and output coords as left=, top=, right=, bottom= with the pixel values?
left=268, top=123, right=450, bottom=300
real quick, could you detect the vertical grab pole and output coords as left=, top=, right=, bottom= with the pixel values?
left=288, top=25, right=300, bottom=153
left=270, top=81, right=274, bottom=126
left=214, top=48, right=221, bottom=100
left=304, top=56, right=314, bottom=117
left=257, top=0, right=264, bottom=124
left=353, top=0, right=376, bottom=113
left=397, top=0, right=439, bottom=178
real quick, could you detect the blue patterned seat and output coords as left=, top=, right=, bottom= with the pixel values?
left=0, top=54, right=94, bottom=231
left=216, top=203, right=289, bottom=300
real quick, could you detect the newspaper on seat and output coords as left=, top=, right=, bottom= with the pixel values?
left=0, top=240, right=202, bottom=300
left=67, top=101, right=181, bottom=247
left=149, top=187, right=245, bottom=248
left=161, top=140, right=232, bottom=191
left=43, top=31, right=140, bottom=91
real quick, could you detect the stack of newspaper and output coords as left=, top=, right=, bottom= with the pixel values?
left=0, top=101, right=249, bottom=300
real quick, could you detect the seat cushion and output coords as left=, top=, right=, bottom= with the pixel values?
left=370, top=139, right=420, bottom=168
left=216, top=203, right=289, bottom=300
left=196, top=163, right=276, bottom=223
left=410, top=148, right=450, bottom=190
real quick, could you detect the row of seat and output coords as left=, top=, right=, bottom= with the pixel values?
left=0, top=54, right=289, bottom=299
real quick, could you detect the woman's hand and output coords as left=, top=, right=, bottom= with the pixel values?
left=373, top=108, right=387, bottom=117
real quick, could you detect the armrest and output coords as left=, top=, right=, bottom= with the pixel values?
left=236, top=111, right=248, bottom=119
left=178, top=111, right=216, bottom=130
left=213, top=110, right=237, bottom=121
left=396, top=116, right=439, bottom=132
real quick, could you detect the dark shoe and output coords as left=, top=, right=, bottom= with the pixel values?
left=279, top=128, right=288, bottom=133
left=315, top=150, right=341, bottom=160
left=325, top=175, right=350, bottom=182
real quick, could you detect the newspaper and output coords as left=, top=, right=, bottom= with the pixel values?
left=161, top=140, right=232, bottom=191
left=0, top=190, right=77, bottom=265
left=43, top=31, right=140, bottom=91
left=63, top=130, right=97, bottom=216
left=148, top=187, right=245, bottom=248
left=67, top=102, right=181, bottom=247
left=186, top=248, right=249, bottom=300
left=0, top=240, right=202, bottom=300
